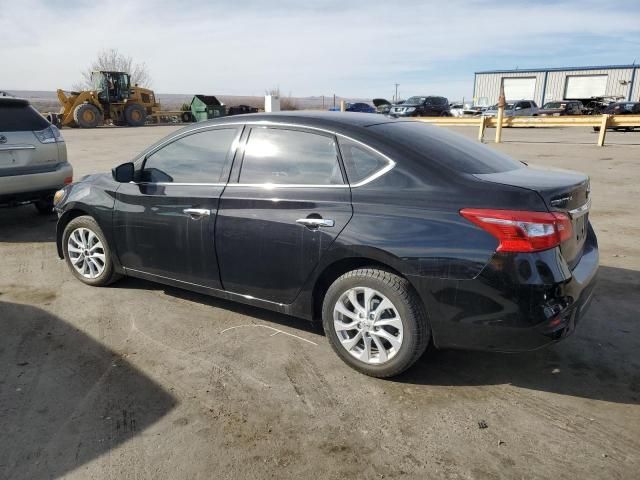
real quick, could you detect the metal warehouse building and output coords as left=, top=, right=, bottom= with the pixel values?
left=473, top=65, right=639, bottom=106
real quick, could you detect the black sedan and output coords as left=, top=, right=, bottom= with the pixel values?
left=53, top=112, right=598, bottom=378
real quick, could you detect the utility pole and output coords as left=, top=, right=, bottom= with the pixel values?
left=394, top=83, right=399, bottom=103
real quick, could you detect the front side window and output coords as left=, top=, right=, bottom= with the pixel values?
left=239, top=128, right=343, bottom=185
left=141, top=128, right=237, bottom=183
left=338, top=138, right=389, bottom=185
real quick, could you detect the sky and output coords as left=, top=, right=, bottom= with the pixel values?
left=1, top=0, right=639, bottom=100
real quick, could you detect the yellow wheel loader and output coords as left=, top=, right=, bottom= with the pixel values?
left=55, top=71, right=161, bottom=128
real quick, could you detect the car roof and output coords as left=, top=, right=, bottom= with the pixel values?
left=190, top=111, right=398, bottom=130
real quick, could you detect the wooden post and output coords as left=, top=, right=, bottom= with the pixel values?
left=340, top=100, right=346, bottom=112
left=478, top=116, right=487, bottom=142
left=495, top=83, right=506, bottom=144
left=597, top=114, right=610, bottom=147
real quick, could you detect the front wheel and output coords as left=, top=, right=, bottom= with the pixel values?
left=322, top=268, right=429, bottom=378
left=62, top=215, right=121, bottom=286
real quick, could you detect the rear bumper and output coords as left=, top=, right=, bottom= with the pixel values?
left=410, top=225, right=599, bottom=352
left=0, top=162, right=73, bottom=202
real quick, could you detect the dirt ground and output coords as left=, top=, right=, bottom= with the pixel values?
left=1, top=124, right=639, bottom=479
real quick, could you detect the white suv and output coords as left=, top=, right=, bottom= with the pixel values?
left=0, top=97, right=72, bottom=213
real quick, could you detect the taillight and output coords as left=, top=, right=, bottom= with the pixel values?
left=460, top=208, right=572, bottom=253
left=63, top=176, right=73, bottom=185
left=33, top=125, right=64, bottom=144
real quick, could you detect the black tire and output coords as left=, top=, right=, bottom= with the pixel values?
left=73, top=103, right=102, bottom=128
left=181, top=111, right=193, bottom=123
left=34, top=197, right=54, bottom=214
left=124, top=103, right=147, bottom=127
left=322, top=268, right=429, bottom=378
left=62, top=215, right=121, bottom=287
left=593, top=126, right=600, bottom=132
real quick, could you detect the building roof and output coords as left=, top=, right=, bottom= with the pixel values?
left=475, top=64, right=638, bottom=75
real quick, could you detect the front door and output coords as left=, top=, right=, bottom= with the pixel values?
left=216, top=126, right=353, bottom=304
left=114, top=126, right=241, bottom=288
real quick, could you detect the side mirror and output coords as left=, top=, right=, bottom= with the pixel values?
left=112, top=162, right=135, bottom=183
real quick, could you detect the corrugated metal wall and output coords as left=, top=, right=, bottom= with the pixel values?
left=474, top=68, right=639, bottom=106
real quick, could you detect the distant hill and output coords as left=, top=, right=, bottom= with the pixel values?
left=6, top=90, right=372, bottom=112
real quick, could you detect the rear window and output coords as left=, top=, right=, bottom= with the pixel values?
left=0, top=102, right=50, bottom=132
left=369, top=121, right=524, bottom=174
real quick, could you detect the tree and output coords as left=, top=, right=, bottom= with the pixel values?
left=75, top=49, right=152, bottom=90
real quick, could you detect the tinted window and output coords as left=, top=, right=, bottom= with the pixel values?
left=240, top=128, right=343, bottom=185
left=370, top=121, right=524, bottom=174
left=141, top=128, right=237, bottom=183
left=518, top=102, right=530, bottom=109
left=0, top=102, right=50, bottom=132
left=339, top=138, right=389, bottom=184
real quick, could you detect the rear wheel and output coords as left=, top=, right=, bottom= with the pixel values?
left=322, top=268, right=429, bottom=378
left=181, top=111, right=193, bottom=123
left=62, top=215, right=121, bottom=286
left=124, top=103, right=147, bottom=127
left=73, top=103, right=102, bottom=128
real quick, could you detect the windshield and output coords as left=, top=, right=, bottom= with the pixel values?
left=404, top=96, right=426, bottom=105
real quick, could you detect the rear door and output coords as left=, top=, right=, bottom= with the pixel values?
left=215, top=125, right=353, bottom=303
left=114, top=126, right=241, bottom=288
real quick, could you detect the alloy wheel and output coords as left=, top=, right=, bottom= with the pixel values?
left=67, top=227, right=106, bottom=279
left=333, top=287, right=403, bottom=364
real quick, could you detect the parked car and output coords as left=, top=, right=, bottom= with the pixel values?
left=54, top=112, right=598, bottom=378
left=483, top=100, right=539, bottom=117
left=0, top=97, right=72, bottom=213
left=579, top=96, right=622, bottom=115
left=345, top=102, right=376, bottom=113
left=227, top=105, right=259, bottom=116
left=593, top=102, right=640, bottom=132
left=373, top=98, right=392, bottom=114
left=449, top=103, right=465, bottom=117
left=539, top=100, right=584, bottom=116
left=450, top=102, right=483, bottom=117
left=389, top=96, right=450, bottom=117
left=463, top=105, right=486, bottom=116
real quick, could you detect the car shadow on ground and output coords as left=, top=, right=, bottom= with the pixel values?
left=0, top=205, right=57, bottom=243
left=393, top=265, right=640, bottom=406
left=115, top=266, right=639, bottom=406
left=113, top=276, right=322, bottom=337
left=0, top=300, right=177, bottom=480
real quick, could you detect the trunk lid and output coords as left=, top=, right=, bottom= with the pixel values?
left=474, top=166, right=591, bottom=268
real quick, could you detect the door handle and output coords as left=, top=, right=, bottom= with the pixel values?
left=183, top=208, right=211, bottom=219
left=296, top=218, right=335, bottom=228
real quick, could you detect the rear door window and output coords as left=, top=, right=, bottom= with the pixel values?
left=141, top=128, right=238, bottom=183
left=338, top=138, right=389, bottom=185
left=239, top=127, right=343, bottom=185
left=0, top=102, right=50, bottom=132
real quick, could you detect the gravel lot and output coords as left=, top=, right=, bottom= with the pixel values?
left=1, top=124, right=639, bottom=479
